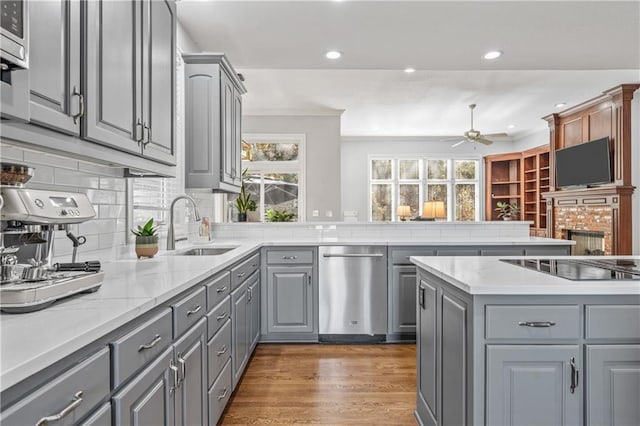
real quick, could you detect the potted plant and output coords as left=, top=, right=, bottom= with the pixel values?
left=246, top=199, right=260, bottom=222
left=132, top=218, right=159, bottom=258
left=235, top=169, right=255, bottom=222
left=495, top=201, right=520, bottom=220
left=266, top=209, right=295, bottom=222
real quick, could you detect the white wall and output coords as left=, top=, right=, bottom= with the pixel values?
left=242, top=115, right=342, bottom=222
left=340, top=137, right=517, bottom=222
left=512, top=128, right=549, bottom=152
left=177, top=21, right=199, bottom=53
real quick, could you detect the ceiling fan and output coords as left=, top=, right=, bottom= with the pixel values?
left=445, top=104, right=508, bottom=147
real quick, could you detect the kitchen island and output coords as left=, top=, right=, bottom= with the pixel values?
left=411, top=256, right=640, bottom=426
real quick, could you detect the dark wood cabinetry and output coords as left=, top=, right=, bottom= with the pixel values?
left=484, top=152, right=522, bottom=221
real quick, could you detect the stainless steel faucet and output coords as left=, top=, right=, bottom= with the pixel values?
left=167, top=195, right=202, bottom=250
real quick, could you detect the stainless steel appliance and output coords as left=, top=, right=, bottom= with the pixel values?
left=318, top=246, right=387, bottom=342
left=502, top=258, right=640, bottom=281
left=0, top=0, right=28, bottom=70
left=0, top=186, right=104, bottom=313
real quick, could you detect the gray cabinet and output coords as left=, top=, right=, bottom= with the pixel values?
left=231, top=280, right=249, bottom=388
left=486, top=345, right=580, bottom=426
left=183, top=54, right=247, bottom=193
left=249, top=273, right=261, bottom=351
left=80, top=403, right=111, bottom=426
left=441, top=292, right=469, bottom=426
left=112, top=347, right=175, bottom=426
left=390, top=265, right=417, bottom=334
left=586, top=345, right=640, bottom=426
left=266, top=265, right=314, bottom=334
left=417, top=280, right=437, bottom=426
left=174, top=318, right=207, bottom=426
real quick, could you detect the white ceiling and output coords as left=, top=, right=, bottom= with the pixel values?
left=177, top=0, right=640, bottom=138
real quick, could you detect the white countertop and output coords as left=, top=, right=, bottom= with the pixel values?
left=411, top=256, right=640, bottom=296
left=0, top=236, right=570, bottom=391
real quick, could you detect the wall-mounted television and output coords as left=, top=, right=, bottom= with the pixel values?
left=555, top=137, right=612, bottom=188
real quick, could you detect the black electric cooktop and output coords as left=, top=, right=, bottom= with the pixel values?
left=500, top=258, right=640, bottom=281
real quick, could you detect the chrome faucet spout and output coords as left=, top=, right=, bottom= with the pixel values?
left=167, top=195, right=202, bottom=250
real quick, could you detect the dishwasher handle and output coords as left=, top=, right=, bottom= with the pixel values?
left=322, top=253, right=384, bottom=258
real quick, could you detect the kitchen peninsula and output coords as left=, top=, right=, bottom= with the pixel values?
left=412, top=255, right=640, bottom=426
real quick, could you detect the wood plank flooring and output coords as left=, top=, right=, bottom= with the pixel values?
left=220, top=344, right=416, bottom=425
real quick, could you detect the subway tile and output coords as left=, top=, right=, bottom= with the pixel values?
left=0, top=144, right=24, bottom=161
left=79, top=219, right=117, bottom=236
left=78, top=162, right=123, bottom=177
left=54, top=168, right=100, bottom=189
left=29, top=165, right=55, bottom=184
left=84, top=189, right=117, bottom=204
left=99, top=177, right=126, bottom=191
left=99, top=205, right=125, bottom=219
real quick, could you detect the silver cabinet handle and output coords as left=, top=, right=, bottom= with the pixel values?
left=247, top=288, right=252, bottom=302
left=71, top=86, right=84, bottom=124
left=177, top=356, right=186, bottom=387
left=36, top=391, right=83, bottom=426
left=570, top=357, right=579, bottom=394
left=308, top=275, right=312, bottom=286
left=217, top=345, right=228, bottom=356
left=142, top=124, right=151, bottom=147
left=419, top=286, right=425, bottom=309
left=517, top=321, right=556, bottom=328
left=322, top=253, right=384, bottom=258
left=237, top=272, right=246, bottom=278
left=216, top=286, right=228, bottom=293
left=136, top=118, right=144, bottom=145
left=186, top=305, right=202, bottom=316
left=138, top=334, right=161, bottom=352
left=169, top=360, right=179, bottom=395
left=216, top=312, right=227, bottom=320
left=282, top=255, right=297, bottom=260
left=217, top=388, right=228, bottom=400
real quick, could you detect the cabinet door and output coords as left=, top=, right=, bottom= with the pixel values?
left=249, top=274, right=261, bottom=351
left=112, top=347, right=175, bottom=426
left=231, top=281, right=249, bottom=389
left=486, top=345, right=580, bottom=426
left=266, top=266, right=314, bottom=334
left=28, top=0, right=81, bottom=135
left=84, top=0, right=142, bottom=155
left=391, top=265, right=417, bottom=334
left=140, top=0, right=175, bottom=165
left=441, top=291, right=468, bottom=426
left=0, top=69, right=29, bottom=121
left=232, top=86, right=243, bottom=187
left=220, top=71, right=235, bottom=185
left=586, top=345, right=640, bottom=426
left=417, top=279, right=438, bottom=426
left=174, top=319, right=207, bottom=426
left=79, top=403, right=111, bottom=426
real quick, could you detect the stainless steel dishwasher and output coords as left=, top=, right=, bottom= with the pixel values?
left=318, top=246, right=388, bottom=342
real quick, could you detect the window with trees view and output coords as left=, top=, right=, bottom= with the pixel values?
left=239, top=134, right=305, bottom=222
left=369, top=157, right=480, bottom=222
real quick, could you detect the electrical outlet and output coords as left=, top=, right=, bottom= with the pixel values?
left=325, top=210, right=333, bottom=218
left=312, top=210, right=319, bottom=217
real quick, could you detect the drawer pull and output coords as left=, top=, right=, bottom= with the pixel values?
left=138, top=334, right=162, bottom=352
left=282, top=255, right=297, bottom=260
left=177, top=356, right=186, bottom=386
left=237, top=272, right=246, bottom=278
left=216, top=312, right=227, bottom=320
left=570, top=357, right=579, bottom=394
left=217, top=345, right=228, bottom=356
left=187, top=305, right=202, bottom=316
left=517, top=321, right=556, bottom=328
left=217, top=388, right=228, bottom=400
left=169, top=360, right=179, bottom=395
left=35, top=391, right=83, bottom=426
left=216, top=286, right=228, bottom=293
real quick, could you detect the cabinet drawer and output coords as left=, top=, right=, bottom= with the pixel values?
left=207, top=295, right=231, bottom=339
left=486, top=305, right=580, bottom=339
left=390, top=248, right=436, bottom=264
left=267, top=249, right=314, bottom=265
left=208, top=358, right=232, bottom=426
left=1, top=348, right=110, bottom=426
left=207, top=319, right=232, bottom=387
left=111, top=308, right=172, bottom=388
left=172, top=286, right=207, bottom=338
left=206, top=271, right=231, bottom=311
left=80, top=402, right=111, bottom=426
left=231, top=253, right=260, bottom=289
left=586, top=305, right=640, bottom=339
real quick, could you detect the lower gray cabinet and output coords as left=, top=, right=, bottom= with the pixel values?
left=112, top=347, right=175, bottom=426
left=391, top=265, right=417, bottom=334
left=231, top=280, right=249, bottom=389
left=486, top=345, right=581, bottom=426
left=586, top=345, right=640, bottom=426
left=417, top=280, right=437, bottom=426
left=266, top=265, right=313, bottom=334
left=208, top=359, right=232, bottom=425
left=80, top=403, right=111, bottom=425
left=441, top=292, right=468, bottom=426
left=249, top=273, right=261, bottom=351
left=174, top=318, right=207, bottom=426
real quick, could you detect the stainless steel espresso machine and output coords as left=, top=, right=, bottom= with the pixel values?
left=1, top=164, right=104, bottom=313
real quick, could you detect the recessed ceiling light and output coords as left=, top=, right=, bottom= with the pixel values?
left=507, top=124, right=515, bottom=129
left=325, top=50, right=342, bottom=60
left=483, top=50, right=503, bottom=60
left=404, top=67, right=416, bottom=74
left=555, top=102, right=567, bottom=108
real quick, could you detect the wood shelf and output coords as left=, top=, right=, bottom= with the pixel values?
left=492, top=194, right=521, bottom=199
left=491, top=180, right=521, bottom=185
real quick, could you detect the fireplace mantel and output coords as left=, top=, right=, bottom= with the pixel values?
left=542, top=185, right=635, bottom=206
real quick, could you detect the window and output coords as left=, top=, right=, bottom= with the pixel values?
left=369, top=157, right=481, bottom=222
left=240, top=134, right=305, bottom=222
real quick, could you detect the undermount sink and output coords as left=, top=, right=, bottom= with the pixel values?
left=176, top=247, right=237, bottom=256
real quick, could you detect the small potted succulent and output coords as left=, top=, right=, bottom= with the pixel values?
left=235, top=169, right=254, bottom=222
left=495, top=201, right=520, bottom=220
left=132, top=218, right=159, bottom=258
left=246, top=199, right=260, bottom=222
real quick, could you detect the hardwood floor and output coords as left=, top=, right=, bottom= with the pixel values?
left=220, top=344, right=417, bottom=425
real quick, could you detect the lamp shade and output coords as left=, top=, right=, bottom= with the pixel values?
left=397, top=205, right=411, bottom=218
left=421, top=200, right=446, bottom=219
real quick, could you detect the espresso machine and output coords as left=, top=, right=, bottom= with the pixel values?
left=1, top=164, right=104, bottom=313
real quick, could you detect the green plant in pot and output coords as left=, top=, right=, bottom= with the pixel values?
left=495, top=201, right=520, bottom=220
left=132, top=218, right=159, bottom=258
left=235, top=169, right=255, bottom=222
left=266, top=209, right=295, bottom=222
left=246, top=199, right=260, bottom=222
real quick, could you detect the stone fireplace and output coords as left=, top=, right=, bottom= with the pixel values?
left=554, top=205, right=613, bottom=255
left=566, top=229, right=606, bottom=255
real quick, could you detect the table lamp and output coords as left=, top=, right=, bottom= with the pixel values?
left=421, top=200, right=446, bottom=221
left=397, top=205, right=411, bottom=221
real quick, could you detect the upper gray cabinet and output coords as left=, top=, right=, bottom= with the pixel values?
left=183, top=54, right=247, bottom=193
left=84, top=0, right=176, bottom=165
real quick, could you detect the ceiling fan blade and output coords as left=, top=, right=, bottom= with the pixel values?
left=483, top=132, right=509, bottom=138
left=451, top=140, right=468, bottom=148
left=476, top=137, right=494, bottom=145
left=440, top=137, right=464, bottom=142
